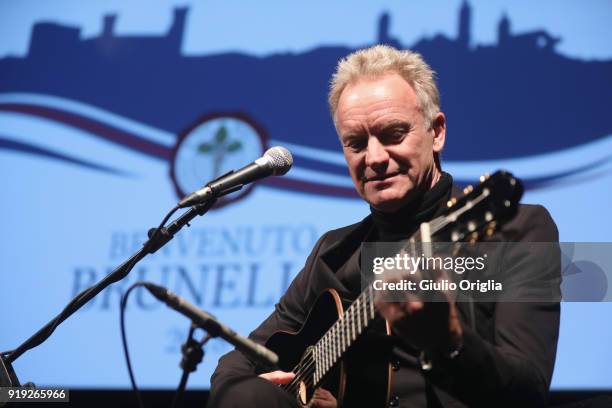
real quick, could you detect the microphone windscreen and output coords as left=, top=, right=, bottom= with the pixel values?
left=264, top=146, right=293, bottom=175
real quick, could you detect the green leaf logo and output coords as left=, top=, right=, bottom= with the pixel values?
left=197, top=125, right=243, bottom=178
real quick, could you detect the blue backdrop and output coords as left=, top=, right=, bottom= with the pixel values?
left=1, top=0, right=611, bottom=390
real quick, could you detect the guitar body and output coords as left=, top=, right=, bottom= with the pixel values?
left=265, top=289, right=392, bottom=407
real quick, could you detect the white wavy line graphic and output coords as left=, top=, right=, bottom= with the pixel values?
left=443, top=134, right=612, bottom=181
left=1, top=92, right=610, bottom=187
left=0, top=92, right=176, bottom=147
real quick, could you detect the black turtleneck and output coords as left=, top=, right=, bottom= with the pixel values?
left=370, top=172, right=453, bottom=242
left=336, top=172, right=454, bottom=294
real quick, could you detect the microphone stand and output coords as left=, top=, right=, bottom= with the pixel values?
left=0, top=197, right=219, bottom=389
left=171, top=325, right=211, bottom=408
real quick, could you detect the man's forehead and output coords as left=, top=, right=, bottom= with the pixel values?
left=339, top=116, right=413, bottom=136
left=342, top=72, right=414, bottom=96
left=338, top=75, right=418, bottom=114
left=338, top=81, right=418, bottom=131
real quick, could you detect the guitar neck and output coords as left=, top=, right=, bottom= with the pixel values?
left=313, top=285, right=377, bottom=386
left=291, top=223, right=440, bottom=387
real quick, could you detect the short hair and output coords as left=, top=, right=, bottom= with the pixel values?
left=328, top=45, right=440, bottom=128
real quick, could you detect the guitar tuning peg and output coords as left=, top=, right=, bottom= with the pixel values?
left=463, top=185, right=473, bottom=195
left=447, top=197, right=457, bottom=208
left=479, top=173, right=491, bottom=182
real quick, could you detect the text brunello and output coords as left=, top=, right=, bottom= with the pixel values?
left=72, top=261, right=302, bottom=310
left=71, top=224, right=319, bottom=311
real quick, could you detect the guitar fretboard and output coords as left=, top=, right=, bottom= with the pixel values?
left=312, top=285, right=377, bottom=384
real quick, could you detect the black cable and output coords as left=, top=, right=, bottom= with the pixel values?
left=121, top=204, right=180, bottom=284
left=120, top=281, right=149, bottom=408
left=114, top=204, right=184, bottom=407
left=122, top=282, right=212, bottom=408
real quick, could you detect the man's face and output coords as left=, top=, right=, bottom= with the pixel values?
left=336, top=73, right=446, bottom=212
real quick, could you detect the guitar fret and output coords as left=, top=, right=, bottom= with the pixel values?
left=319, top=344, right=323, bottom=383
left=320, top=345, right=324, bottom=380
left=348, top=305, right=353, bottom=340
left=315, top=344, right=319, bottom=383
left=369, top=286, right=375, bottom=319
left=347, top=306, right=353, bottom=342
left=364, top=294, right=368, bottom=325
left=349, top=306, right=355, bottom=341
left=328, top=331, right=333, bottom=368
left=359, top=292, right=368, bottom=328
left=344, top=315, right=350, bottom=348
left=349, top=310, right=353, bottom=340
left=339, top=318, right=345, bottom=354
left=322, top=336, right=328, bottom=374
left=328, top=331, right=332, bottom=369
left=352, top=306, right=357, bottom=339
left=313, top=345, right=317, bottom=383
left=326, top=334, right=331, bottom=371
left=355, top=297, right=362, bottom=334
left=340, top=317, right=346, bottom=352
left=332, top=324, right=338, bottom=362
left=330, top=329, right=334, bottom=366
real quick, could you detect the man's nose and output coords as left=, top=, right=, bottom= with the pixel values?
left=365, top=137, right=389, bottom=172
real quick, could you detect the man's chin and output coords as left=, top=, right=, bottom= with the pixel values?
left=368, top=195, right=405, bottom=213
left=366, top=187, right=422, bottom=212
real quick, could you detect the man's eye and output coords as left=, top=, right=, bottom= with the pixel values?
left=384, top=130, right=405, bottom=143
left=345, top=139, right=366, bottom=151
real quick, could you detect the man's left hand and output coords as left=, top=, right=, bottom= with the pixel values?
left=375, top=282, right=463, bottom=355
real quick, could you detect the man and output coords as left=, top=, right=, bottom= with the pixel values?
left=209, top=45, right=560, bottom=407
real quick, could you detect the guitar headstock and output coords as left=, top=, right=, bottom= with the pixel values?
left=431, top=170, right=524, bottom=243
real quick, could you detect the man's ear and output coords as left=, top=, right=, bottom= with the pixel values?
left=432, top=112, right=446, bottom=154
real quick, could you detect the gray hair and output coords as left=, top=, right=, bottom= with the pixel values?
left=328, top=45, right=440, bottom=128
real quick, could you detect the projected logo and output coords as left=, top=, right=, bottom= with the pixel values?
left=0, top=2, right=611, bottom=200
left=170, top=113, right=267, bottom=207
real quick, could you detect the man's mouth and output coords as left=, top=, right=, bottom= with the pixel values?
left=364, top=172, right=400, bottom=183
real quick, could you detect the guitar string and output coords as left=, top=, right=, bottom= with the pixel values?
left=283, top=237, right=429, bottom=396
left=282, top=289, right=377, bottom=396
left=283, top=309, right=359, bottom=395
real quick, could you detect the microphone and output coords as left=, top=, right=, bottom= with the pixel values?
left=143, top=283, right=279, bottom=368
left=178, top=146, right=293, bottom=208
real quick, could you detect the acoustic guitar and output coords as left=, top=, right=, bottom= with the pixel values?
left=265, top=171, right=524, bottom=407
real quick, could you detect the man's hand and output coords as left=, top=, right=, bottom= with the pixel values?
left=376, top=295, right=463, bottom=354
left=258, top=370, right=295, bottom=384
left=259, top=371, right=338, bottom=407
left=374, top=264, right=463, bottom=354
